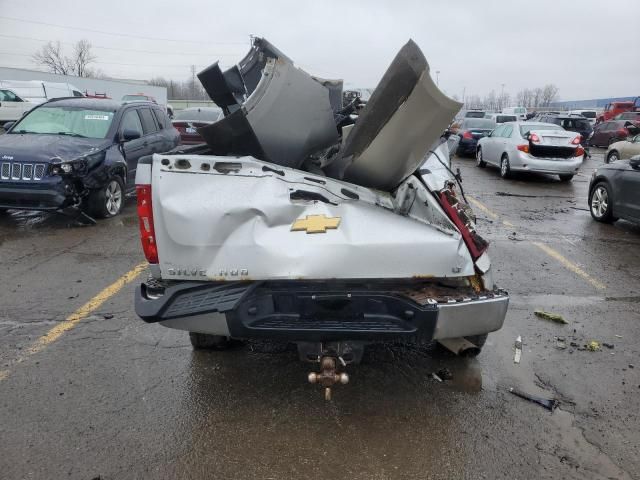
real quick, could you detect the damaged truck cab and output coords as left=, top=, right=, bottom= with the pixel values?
left=134, top=38, right=509, bottom=397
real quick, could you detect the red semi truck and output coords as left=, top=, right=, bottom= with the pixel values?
left=597, top=97, right=639, bottom=124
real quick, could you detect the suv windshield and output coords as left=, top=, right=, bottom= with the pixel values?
left=519, top=124, right=563, bottom=136
left=580, top=111, right=596, bottom=118
left=463, top=119, right=496, bottom=129
left=10, top=106, right=115, bottom=139
left=173, top=108, right=222, bottom=122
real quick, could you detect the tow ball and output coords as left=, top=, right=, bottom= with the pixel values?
left=308, top=356, right=349, bottom=401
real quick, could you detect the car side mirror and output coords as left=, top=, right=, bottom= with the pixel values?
left=3, top=121, right=15, bottom=131
left=121, top=128, right=141, bottom=142
left=630, top=156, right=640, bottom=169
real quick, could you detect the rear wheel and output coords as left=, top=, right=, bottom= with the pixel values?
left=86, top=176, right=124, bottom=218
left=500, top=155, right=511, bottom=179
left=589, top=182, right=614, bottom=223
left=476, top=148, right=487, bottom=167
left=558, top=174, right=574, bottom=182
left=606, top=150, right=619, bottom=164
left=189, top=332, right=234, bottom=350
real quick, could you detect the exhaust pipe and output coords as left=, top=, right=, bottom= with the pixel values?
left=437, top=337, right=481, bottom=357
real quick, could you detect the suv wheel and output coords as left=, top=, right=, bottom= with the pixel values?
left=589, top=182, right=615, bottom=223
left=500, top=155, right=511, bottom=179
left=606, top=150, right=619, bottom=164
left=86, top=176, right=124, bottom=218
left=189, top=332, right=234, bottom=350
left=476, top=148, right=487, bottom=167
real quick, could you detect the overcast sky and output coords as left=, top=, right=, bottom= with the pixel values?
left=1, top=0, right=639, bottom=101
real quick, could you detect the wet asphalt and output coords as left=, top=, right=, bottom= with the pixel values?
left=0, top=148, right=638, bottom=480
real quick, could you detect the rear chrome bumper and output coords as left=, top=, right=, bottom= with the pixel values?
left=135, top=280, right=509, bottom=341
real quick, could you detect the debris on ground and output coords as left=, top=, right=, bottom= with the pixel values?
left=629, top=364, right=635, bottom=369
left=431, top=372, right=443, bottom=382
left=436, top=368, right=453, bottom=381
left=555, top=337, right=567, bottom=350
left=102, top=313, right=114, bottom=320
left=534, top=310, right=568, bottom=324
left=509, top=387, right=558, bottom=411
left=508, top=232, right=524, bottom=241
left=586, top=341, right=601, bottom=352
left=602, top=342, right=614, bottom=349
left=514, top=336, right=522, bottom=364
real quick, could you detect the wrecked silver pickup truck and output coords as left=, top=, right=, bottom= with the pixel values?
left=134, top=38, right=508, bottom=397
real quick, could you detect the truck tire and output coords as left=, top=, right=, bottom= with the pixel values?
left=86, top=176, right=125, bottom=218
left=189, top=332, right=234, bottom=350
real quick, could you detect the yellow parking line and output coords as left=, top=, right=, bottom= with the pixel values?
left=466, top=195, right=605, bottom=291
left=531, top=242, right=606, bottom=290
left=0, top=262, right=147, bottom=381
left=467, top=196, right=498, bottom=220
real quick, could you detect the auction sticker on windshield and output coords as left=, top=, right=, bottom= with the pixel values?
left=85, top=115, right=111, bottom=121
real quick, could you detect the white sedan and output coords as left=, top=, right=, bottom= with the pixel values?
left=476, top=122, right=585, bottom=182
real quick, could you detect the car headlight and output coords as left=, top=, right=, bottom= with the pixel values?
left=51, top=151, right=104, bottom=176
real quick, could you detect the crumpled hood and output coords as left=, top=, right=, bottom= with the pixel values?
left=0, top=134, right=110, bottom=163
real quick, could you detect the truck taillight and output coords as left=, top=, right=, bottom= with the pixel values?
left=136, top=184, right=158, bottom=264
left=571, top=135, right=582, bottom=145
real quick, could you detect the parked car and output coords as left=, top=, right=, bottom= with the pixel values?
left=502, top=106, right=527, bottom=120
left=605, top=134, right=640, bottom=163
left=454, top=118, right=496, bottom=156
left=463, top=110, right=486, bottom=119
left=476, top=122, right=584, bottom=181
left=589, top=120, right=640, bottom=148
left=0, top=97, right=179, bottom=217
left=134, top=38, right=509, bottom=396
left=122, top=93, right=173, bottom=118
left=171, top=107, right=223, bottom=144
left=0, top=88, right=34, bottom=124
left=568, top=109, right=598, bottom=126
left=589, top=155, right=640, bottom=224
left=536, top=114, right=592, bottom=144
left=485, top=113, right=518, bottom=124
left=596, top=99, right=638, bottom=124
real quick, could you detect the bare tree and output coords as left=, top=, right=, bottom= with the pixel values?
left=32, top=41, right=71, bottom=75
left=541, top=84, right=559, bottom=107
left=32, top=40, right=96, bottom=77
left=72, top=40, right=96, bottom=78
left=533, top=88, right=543, bottom=108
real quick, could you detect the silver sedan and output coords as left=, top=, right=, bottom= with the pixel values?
left=476, top=122, right=585, bottom=182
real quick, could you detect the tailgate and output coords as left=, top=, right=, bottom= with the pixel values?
left=146, top=154, right=475, bottom=282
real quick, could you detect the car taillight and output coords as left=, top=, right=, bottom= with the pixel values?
left=574, top=146, right=585, bottom=157
left=437, top=188, right=488, bottom=261
left=571, top=135, right=582, bottom=145
left=529, top=133, right=541, bottom=143
left=136, top=184, right=158, bottom=264
left=517, top=144, right=529, bottom=153
left=616, top=128, right=629, bottom=137
left=462, top=131, right=473, bottom=139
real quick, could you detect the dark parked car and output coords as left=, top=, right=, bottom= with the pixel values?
left=0, top=97, right=179, bottom=218
left=454, top=118, right=496, bottom=156
left=589, top=120, right=640, bottom=148
left=537, top=114, right=592, bottom=144
left=589, top=155, right=640, bottom=224
left=171, top=107, right=223, bottom=144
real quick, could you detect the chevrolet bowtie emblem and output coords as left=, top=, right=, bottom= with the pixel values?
left=291, top=214, right=341, bottom=234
